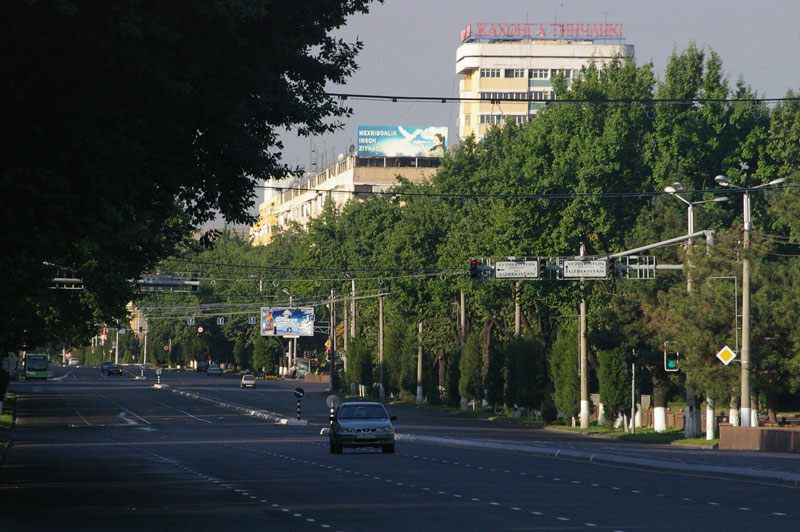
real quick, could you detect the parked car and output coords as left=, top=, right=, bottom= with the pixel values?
left=329, top=402, right=396, bottom=454
left=101, top=361, right=113, bottom=373
left=68, top=358, right=80, bottom=366
left=206, top=364, right=222, bottom=376
left=240, top=374, right=256, bottom=389
left=107, top=364, right=123, bottom=375
left=196, top=361, right=209, bottom=373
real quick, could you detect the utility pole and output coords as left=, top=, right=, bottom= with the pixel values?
left=631, top=361, right=636, bottom=435
left=351, top=279, right=356, bottom=339
left=379, top=296, right=385, bottom=401
left=115, top=328, right=120, bottom=364
left=715, top=171, right=785, bottom=428
left=514, top=281, right=521, bottom=340
left=579, top=242, right=589, bottom=429
left=330, top=289, right=336, bottom=390
left=416, top=321, right=423, bottom=405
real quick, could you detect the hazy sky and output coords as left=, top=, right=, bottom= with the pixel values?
left=237, top=0, right=800, bottom=223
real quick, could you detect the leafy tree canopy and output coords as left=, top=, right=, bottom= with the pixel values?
left=1, top=0, right=379, bottom=354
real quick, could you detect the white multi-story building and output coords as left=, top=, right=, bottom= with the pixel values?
left=250, top=155, right=441, bottom=245
left=456, top=21, right=633, bottom=140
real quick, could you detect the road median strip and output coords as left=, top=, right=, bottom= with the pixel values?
left=153, top=384, right=308, bottom=426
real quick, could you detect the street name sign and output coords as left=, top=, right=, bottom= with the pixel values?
left=563, top=260, right=608, bottom=279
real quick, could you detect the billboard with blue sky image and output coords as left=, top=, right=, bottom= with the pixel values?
left=261, top=308, right=315, bottom=336
left=357, top=126, right=447, bottom=157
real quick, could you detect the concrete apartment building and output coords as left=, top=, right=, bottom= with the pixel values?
left=456, top=21, right=633, bottom=139
left=249, top=155, right=441, bottom=245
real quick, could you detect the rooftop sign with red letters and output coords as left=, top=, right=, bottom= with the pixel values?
left=461, top=22, right=624, bottom=42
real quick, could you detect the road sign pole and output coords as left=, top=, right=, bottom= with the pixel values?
left=296, top=399, right=301, bottom=420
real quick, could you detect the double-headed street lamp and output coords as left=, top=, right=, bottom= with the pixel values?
left=664, top=182, right=729, bottom=292
left=664, top=183, right=728, bottom=437
left=714, top=173, right=786, bottom=427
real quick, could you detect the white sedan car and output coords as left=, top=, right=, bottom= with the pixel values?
left=240, top=374, right=256, bottom=388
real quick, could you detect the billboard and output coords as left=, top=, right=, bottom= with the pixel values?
left=261, top=307, right=315, bottom=336
left=357, top=126, right=448, bottom=157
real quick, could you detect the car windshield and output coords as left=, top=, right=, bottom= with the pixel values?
left=338, top=404, right=388, bottom=420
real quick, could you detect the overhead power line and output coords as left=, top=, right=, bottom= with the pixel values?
left=328, top=91, right=800, bottom=106
left=258, top=183, right=797, bottom=201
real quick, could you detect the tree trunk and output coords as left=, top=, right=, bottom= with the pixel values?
left=652, top=375, right=669, bottom=432
left=728, top=395, right=739, bottom=426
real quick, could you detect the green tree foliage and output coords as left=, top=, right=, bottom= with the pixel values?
left=0, top=0, right=380, bottom=356
left=504, top=336, right=548, bottom=411
left=549, top=324, right=580, bottom=421
left=596, top=348, right=629, bottom=428
left=345, top=337, right=374, bottom=387
left=459, top=331, right=483, bottom=407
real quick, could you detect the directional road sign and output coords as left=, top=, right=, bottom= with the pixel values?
left=293, top=387, right=305, bottom=400
left=495, top=260, right=540, bottom=279
left=563, top=260, right=608, bottom=279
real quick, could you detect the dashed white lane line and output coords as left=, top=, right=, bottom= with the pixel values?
left=773, top=512, right=787, bottom=516
left=738, top=507, right=751, bottom=511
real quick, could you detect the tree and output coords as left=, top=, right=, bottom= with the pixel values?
left=596, top=348, right=629, bottom=428
left=549, top=324, right=580, bottom=423
left=0, top=0, right=380, bottom=356
left=345, top=337, right=374, bottom=390
left=459, top=331, right=483, bottom=409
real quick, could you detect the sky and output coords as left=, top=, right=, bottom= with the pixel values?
left=231, top=0, right=800, bottom=226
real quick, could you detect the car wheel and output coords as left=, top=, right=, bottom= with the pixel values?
left=381, top=443, right=395, bottom=454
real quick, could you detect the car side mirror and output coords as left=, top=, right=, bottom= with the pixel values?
left=390, top=416, right=397, bottom=422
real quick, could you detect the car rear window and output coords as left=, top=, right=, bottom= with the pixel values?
left=338, top=404, right=388, bottom=420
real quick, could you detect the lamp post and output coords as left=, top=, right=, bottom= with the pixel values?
left=664, top=183, right=728, bottom=437
left=664, top=182, right=729, bottom=292
left=715, top=172, right=786, bottom=427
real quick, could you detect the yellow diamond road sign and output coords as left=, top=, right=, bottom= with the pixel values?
left=716, top=345, right=737, bottom=366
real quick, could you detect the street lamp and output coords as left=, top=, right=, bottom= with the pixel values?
left=664, top=183, right=728, bottom=438
left=664, top=182, right=729, bottom=291
left=714, top=173, right=786, bottom=428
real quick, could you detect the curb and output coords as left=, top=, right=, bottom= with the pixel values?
left=395, top=433, right=800, bottom=487
left=153, top=384, right=308, bottom=426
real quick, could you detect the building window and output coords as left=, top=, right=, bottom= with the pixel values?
left=550, top=69, right=571, bottom=79
left=462, top=114, right=471, bottom=126
left=479, top=114, right=529, bottom=125
left=504, top=68, right=525, bottom=78
left=481, top=91, right=529, bottom=102
left=529, top=69, right=549, bottom=79
left=480, top=68, right=500, bottom=78
left=530, top=91, right=554, bottom=101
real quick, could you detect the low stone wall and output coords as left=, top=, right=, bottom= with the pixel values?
left=303, top=373, right=329, bottom=383
left=719, top=424, right=800, bottom=453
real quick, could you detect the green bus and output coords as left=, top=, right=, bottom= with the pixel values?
left=24, top=353, right=50, bottom=380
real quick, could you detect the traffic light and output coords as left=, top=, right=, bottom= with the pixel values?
left=537, top=259, right=547, bottom=278
left=138, top=326, right=143, bottom=334
left=469, top=258, right=479, bottom=279
left=326, top=348, right=332, bottom=362
left=664, top=351, right=679, bottom=372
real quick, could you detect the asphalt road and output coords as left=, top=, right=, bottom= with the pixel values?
left=2, top=365, right=799, bottom=531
